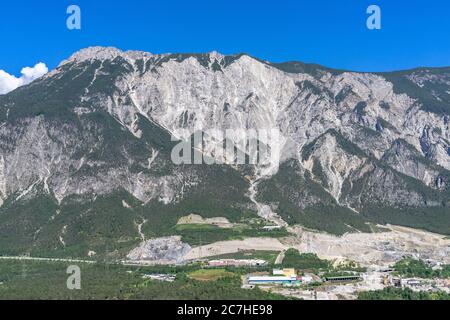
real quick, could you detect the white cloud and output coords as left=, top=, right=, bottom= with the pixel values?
left=0, top=62, right=48, bottom=95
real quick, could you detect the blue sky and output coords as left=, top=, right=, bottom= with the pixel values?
left=1, top=0, right=450, bottom=75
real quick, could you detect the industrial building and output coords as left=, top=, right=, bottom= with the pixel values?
left=142, top=274, right=176, bottom=282
left=247, top=269, right=301, bottom=286
left=301, top=274, right=314, bottom=284
left=324, top=275, right=361, bottom=283
left=248, top=275, right=299, bottom=285
left=208, top=259, right=267, bottom=267
left=273, top=268, right=296, bottom=277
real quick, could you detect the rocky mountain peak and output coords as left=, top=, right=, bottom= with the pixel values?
left=60, top=46, right=154, bottom=66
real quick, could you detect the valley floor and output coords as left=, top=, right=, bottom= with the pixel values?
left=1, top=223, right=448, bottom=300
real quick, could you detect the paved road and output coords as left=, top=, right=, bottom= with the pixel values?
left=0, top=256, right=96, bottom=264
left=275, top=250, right=285, bottom=265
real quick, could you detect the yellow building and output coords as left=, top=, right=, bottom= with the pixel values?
left=273, top=268, right=296, bottom=277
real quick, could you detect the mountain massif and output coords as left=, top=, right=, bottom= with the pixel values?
left=0, top=47, right=449, bottom=259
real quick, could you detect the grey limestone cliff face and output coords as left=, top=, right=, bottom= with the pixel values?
left=0, top=47, right=449, bottom=257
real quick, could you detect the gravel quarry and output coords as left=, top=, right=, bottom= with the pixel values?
left=184, top=238, right=287, bottom=261
left=285, top=225, right=450, bottom=267
left=126, top=236, right=191, bottom=265
left=124, top=224, right=449, bottom=267
left=186, top=224, right=449, bottom=266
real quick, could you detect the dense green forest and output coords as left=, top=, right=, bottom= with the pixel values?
left=281, top=249, right=332, bottom=271
left=0, top=260, right=287, bottom=300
